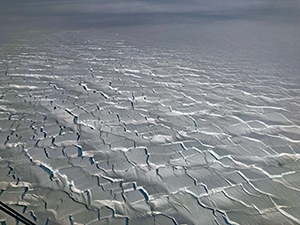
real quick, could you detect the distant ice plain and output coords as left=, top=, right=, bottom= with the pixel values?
left=1, top=0, right=300, bottom=224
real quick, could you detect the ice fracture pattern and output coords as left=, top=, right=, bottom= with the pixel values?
left=1, top=32, right=300, bottom=225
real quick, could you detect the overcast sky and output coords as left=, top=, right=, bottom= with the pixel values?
left=1, top=0, right=299, bottom=30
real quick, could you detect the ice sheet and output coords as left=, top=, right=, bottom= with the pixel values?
left=1, top=0, right=300, bottom=224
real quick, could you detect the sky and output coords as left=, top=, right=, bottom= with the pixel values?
left=1, top=0, right=299, bottom=30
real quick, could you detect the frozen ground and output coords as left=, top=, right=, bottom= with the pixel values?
left=1, top=1, right=300, bottom=225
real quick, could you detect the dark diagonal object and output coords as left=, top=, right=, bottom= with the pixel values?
left=0, top=201, right=36, bottom=225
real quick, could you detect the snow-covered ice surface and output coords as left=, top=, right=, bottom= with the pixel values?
left=1, top=0, right=300, bottom=224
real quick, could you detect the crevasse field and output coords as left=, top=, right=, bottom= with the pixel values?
left=1, top=0, right=300, bottom=224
